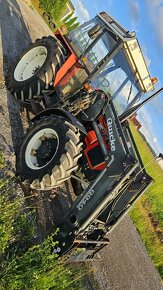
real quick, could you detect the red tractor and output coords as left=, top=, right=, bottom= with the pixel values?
left=8, top=12, right=162, bottom=259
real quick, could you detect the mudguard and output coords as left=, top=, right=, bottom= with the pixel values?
left=31, top=107, right=87, bottom=134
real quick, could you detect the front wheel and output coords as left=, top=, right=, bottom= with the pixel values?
left=16, top=115, right=83, bottom=190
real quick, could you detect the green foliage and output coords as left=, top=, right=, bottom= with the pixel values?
left=62, top=12, right=80, bottom=32
left=0, top=205, right=86, bottom=289
left=0, top=191, right=19, bottom=253
left=130, top=203, right=163, bottom=279
left=129, top=122, right=163, bottom=226
left=68, top=22, right=80, bottom=32
left=66, top=16, right=78, bottom=28
left=63, top=11, right=74, bottom=23
left=39, top=0, right=69, bottom=21
left=0, top=180, right=35, bottom=255
left=0, top=152, right=86, bottom=289
left=33, top=0, right=80, bottom=32
left=0, top=234, right=85, bottom=290
left=0, top=153, right=17, bottom=252
left=129, top=122, right=163, bottom=278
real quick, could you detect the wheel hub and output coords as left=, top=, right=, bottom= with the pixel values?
left=14, top=46, right=47, bottom=82
left=36, top=139, right=57, bottom=167
left=25, top=128, right=59, bottom=170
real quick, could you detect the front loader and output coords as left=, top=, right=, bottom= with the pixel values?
left=7, top=11, right=163, bottom=260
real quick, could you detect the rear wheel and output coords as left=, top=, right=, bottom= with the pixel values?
left=16, top=115, right=83, bottom=190
left=8, top=36, right=66, bottom=102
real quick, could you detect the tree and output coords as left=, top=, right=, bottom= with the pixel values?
left=63, top=11, right=74, bottom=22
left=39, top=0, right=69, bottom=21
left=66, top=16, right=78, bottom=28
left=68, top=22, right=80, bottom=32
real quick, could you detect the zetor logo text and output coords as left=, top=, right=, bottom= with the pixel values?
left=77, top=189, right=94, bottom=211
left=107, top=118, right=116, bottom=151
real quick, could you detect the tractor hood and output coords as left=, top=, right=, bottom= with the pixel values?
left=98, top=12, right=154, bottom=93
left=123, top=39, right=154, bottom=92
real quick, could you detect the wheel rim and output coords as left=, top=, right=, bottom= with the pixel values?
left=25, top=128, right=59, bottom=170
left=43, top=12, right=50, bottom=20
left=50, top=21, right=56, bottom=29
left=14, top=46, right=47, bottom=81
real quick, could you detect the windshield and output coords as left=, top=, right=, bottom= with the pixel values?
left=90, top=50, right=141, bottom=115
left=62, top=23, right=141, bottom=114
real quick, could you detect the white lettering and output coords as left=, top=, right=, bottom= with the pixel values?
left=107, top=118, right=116, bottom=151
left=77, top=189, right=94, bottom=211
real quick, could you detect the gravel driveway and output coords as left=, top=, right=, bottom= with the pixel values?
left=0, top=1, right=162, bottom=289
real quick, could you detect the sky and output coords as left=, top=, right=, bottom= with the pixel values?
left=71, top=0, right=163, bottom=155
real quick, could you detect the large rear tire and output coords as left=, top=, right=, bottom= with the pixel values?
left=8, top=36, right=66, bottom=102
left=16, top=115, right=83, bottom=190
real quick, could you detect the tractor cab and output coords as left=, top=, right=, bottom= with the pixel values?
left=55, top=11, right=154, bottom=115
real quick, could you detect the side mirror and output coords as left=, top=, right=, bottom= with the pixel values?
left=88, top=24, right=103, bottom=39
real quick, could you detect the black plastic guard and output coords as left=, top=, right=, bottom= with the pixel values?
left=31, top=107, right=87, bottom=134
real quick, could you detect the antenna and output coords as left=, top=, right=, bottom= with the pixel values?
left=119, top=87, right=163, bottom=123
left=136, top=153, right=163, bottom=177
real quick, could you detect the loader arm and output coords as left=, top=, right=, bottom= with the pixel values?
left=54, top=100, right=153, bottom=257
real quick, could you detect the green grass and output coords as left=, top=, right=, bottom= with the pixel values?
left=0, top=151, right=90, bottom=289
left=31, top=0, right=67, bottom=31
left=30, top=0, right=44, bottom=14
left=30, top=0, right=56, bottom=30
left=129, top=122, right=163, bottom=279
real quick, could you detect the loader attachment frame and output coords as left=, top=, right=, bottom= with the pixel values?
left=54, top=99, right=153, bottom=259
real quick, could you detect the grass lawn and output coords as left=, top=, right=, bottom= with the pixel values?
left=129, top=122, right=163, bottom=278
left=0, top=149, right=92, bottom=289
left=30, top=0, right=44, bottom=15
left=31, top=0, right=65, bottom=30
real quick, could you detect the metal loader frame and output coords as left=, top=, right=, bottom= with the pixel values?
left=53, top=98, right=153, bottom=259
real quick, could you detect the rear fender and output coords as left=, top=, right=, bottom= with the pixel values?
left=31, top=108, right=87, bottom=134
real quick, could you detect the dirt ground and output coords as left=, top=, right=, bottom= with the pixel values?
left=0, top=1, right=162, bottom=289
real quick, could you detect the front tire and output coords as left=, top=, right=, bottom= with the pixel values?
left=8, top=36, right=66, bottom=102
left=16, top=115, right=83, bottom=190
